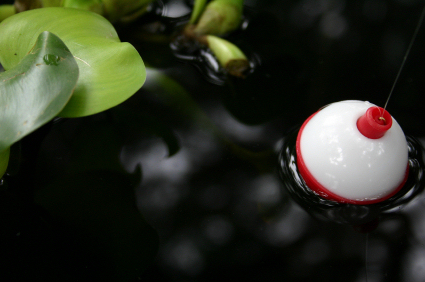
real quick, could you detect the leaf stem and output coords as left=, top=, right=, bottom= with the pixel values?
left=189, top=0, right=207, bottom=24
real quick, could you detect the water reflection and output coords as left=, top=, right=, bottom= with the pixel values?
left=197, top=184, right=231, bottom=210
left=161, top=0, right=191, bottom=18
left=363, top=0, right=387, bottom=22
left=201, top=215, right=235, bottom=245
left=161, top=237, right=205, bottom=275
left=403, top=247, right=425, bottom=282
left=290, top=0, right=348, bottom=38
left=300, top=238, right=330, bottom=265
left=248, top=174, right=283, bottom=205
left=262, top=203, right=309, bottom=246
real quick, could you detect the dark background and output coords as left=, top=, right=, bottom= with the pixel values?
left=2, top=0, right=425, bottom=281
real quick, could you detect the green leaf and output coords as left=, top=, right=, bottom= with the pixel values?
left=0, top=7, right=145, bottom=117
left=189, top=0, right=207, bottom=24
left=0, top=148, right=10, bottom=178
left=0, top=5, right=15, bottom=22
left=0, top=31, right=79, bottom=153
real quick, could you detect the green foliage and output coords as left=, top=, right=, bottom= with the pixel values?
left=0, top=7, right=145, bottom=117
left=0, top=5, right=15, bottom=22
left=0, top=31, right=79, bottom=177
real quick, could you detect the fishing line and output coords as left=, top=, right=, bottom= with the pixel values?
left=383, top=5, right=425, bottom=112
left=365, top=233, right=369, bottom=282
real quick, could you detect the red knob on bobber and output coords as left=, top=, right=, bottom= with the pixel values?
left=357, top=107, right=392, bottom=139
left=296, top=101, right=409, bottom=205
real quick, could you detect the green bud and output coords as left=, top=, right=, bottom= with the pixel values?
left=194, top=0, right=243, bottom=36
left=0, top=5, right=16, bottom=22
left=205, top=34, right=249, bottom=77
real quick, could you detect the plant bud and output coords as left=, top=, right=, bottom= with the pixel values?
left=205, top=35, right=249, bottom=77
left=194, top=0, right=243, bottom=36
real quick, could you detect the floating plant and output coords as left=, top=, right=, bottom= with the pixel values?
left=0, top=7, right=146, bottom=117
left=0, top=7, right=145, bottom=176
left=0, top=31, right=79, bottom=178
left=173, top=0, right=250, bottom=78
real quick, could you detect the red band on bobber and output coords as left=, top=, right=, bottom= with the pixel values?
left=296, top=111, right=408, bottom=205
left=357, top=107, right=392, bottom=139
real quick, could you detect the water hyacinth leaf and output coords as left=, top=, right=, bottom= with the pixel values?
left=0, top=148, right=10, bottom=179
left=0, top=31, right=79, bottom=153
left=0, top=7, right=145, bottom=117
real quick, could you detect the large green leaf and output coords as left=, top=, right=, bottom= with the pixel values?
left=0, top=7, right=145, bottom=117
left=0, top=31, right=79, bottom=154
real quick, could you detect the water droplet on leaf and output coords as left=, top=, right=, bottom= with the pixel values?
left=43, top=54, right=60, bottom=66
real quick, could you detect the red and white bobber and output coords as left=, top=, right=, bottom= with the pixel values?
left=296, top=100, right=409, bottom=205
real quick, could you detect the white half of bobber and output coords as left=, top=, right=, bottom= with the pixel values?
left=299, top=100, right=408, bottom=201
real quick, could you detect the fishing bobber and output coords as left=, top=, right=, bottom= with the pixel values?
left=296, top=100, right=409, bottom=205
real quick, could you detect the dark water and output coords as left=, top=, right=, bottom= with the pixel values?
left=2, top=0, right=425, bottom=281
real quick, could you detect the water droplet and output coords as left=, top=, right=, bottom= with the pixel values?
left=43, top=54, right=60, bottom=66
